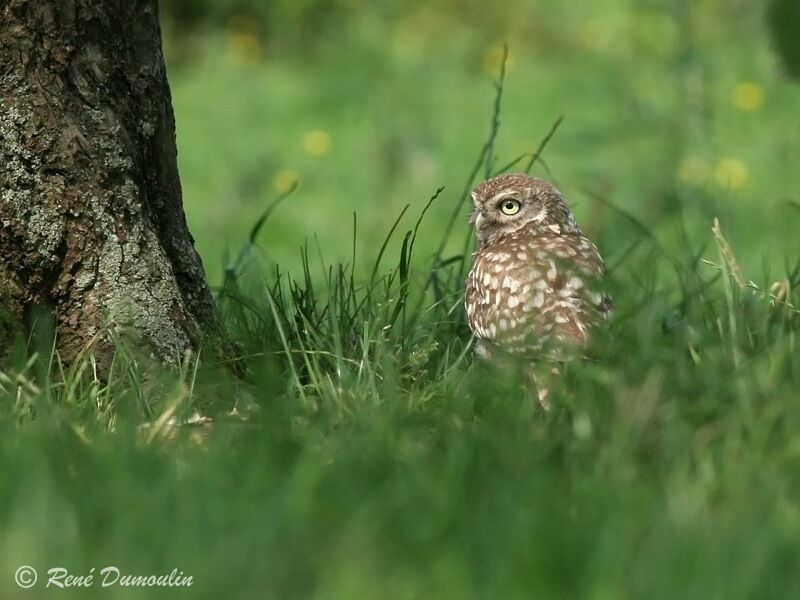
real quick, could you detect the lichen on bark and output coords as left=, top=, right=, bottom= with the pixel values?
left=0, top=0, right=229, bottom=368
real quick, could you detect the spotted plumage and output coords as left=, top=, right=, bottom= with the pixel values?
left=465, top=173, right=610, bottom=368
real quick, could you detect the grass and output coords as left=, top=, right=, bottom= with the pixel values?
left=3, top=3, right=800, bottom=598
left=3, top=200, right=800, bottom=598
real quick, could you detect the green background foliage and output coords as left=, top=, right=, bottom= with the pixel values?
left=160, top=0, right=800, bottom=283
left=3, top=1, right=800, bottom=598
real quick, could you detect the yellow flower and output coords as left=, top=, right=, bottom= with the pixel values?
left=226, top=16, right=262, bottom=66
left=714, top=158, right=748, bottom=190
left=273, top=169, right=299, bottom=193
left=731, top=82, right=763, bottom=112
left=302, top=130, right=331, bottom=157
left=228, top=32, right=262, bottom=65
left=678, top=156, right=711, bottom=186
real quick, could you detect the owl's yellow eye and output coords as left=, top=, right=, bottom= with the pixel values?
left=500, top=199, right=521, bottom=215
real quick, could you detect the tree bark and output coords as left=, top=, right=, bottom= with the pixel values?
left=0, top=0, right=227, bottom=367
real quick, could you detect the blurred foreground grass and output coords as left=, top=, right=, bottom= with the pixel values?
left=3, top=2, right=800, bottom=598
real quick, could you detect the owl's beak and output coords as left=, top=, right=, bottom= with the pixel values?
left=474, top=212, right=487, bottom=231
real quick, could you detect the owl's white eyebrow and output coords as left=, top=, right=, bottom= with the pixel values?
left=489, top=189, right=520, bottom=203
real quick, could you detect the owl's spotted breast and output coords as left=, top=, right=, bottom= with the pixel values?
left=466, top=227, right=607, bottom=356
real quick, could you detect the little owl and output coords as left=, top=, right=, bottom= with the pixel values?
left=465, top=173, right=610, bottom=403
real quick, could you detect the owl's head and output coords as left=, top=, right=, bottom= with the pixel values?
left=469, top=173, right=578, bottom=246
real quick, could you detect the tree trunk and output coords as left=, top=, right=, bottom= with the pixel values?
left=0, top=0, right=227, bottom=368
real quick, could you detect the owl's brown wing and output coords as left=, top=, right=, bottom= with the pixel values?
left=538, top=232, right=612, bottom=336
